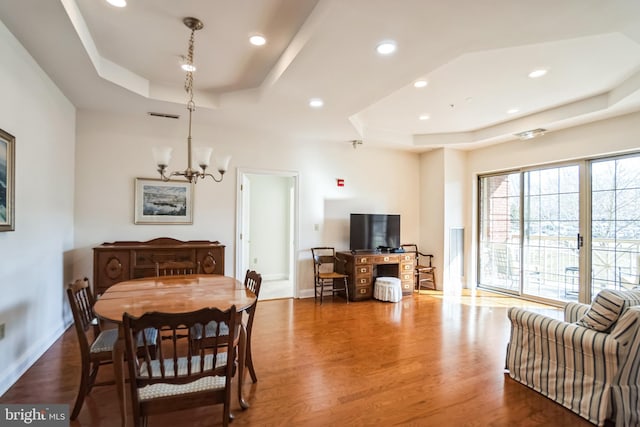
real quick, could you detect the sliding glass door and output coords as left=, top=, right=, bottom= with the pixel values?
left=478, top=172, right=521, bottom=293
left=522, top=165, right=580, bottom=300
left=478, top=165, right=581, bottom=301
left=478, top=153, right=640, bottom=304
left=591, top=155, right=640, bottom=294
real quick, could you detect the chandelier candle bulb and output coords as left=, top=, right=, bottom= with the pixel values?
left=216, top=155, right=231, bottom=174
left=193, top=146, right=213, bottom=169
left=152, top=147, right=172, bottom=169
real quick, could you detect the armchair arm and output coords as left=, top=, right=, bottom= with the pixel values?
left=417, top=253, right=434, bottom=267
left=564, top=302, right=590, bottom=323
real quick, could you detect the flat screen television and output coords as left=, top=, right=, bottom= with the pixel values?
left=349, top=213, right=400, bottom=251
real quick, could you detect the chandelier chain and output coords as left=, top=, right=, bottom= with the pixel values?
left=184, top=28, right=196, bottom=108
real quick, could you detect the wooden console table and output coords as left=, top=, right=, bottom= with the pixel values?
left=336, top=251, right=415, bottom=301
left=93, top=237, right=225, bottom=295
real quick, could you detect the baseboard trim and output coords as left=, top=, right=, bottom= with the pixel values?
left=0, top=321, right=70, bottom=396
left=298, top=289, right=315, bottom=299
left=261, top=273, right=289, bottom=281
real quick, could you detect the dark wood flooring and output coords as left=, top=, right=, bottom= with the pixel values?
left=1, top=290, right=595, bottom=426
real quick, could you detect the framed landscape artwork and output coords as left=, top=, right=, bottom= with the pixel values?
left=0, top=128, right=15, bottom=232
left=134, top=178, right=193, bottom=224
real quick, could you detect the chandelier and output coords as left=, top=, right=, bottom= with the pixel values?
left=152, top=17, right=230, bottom=183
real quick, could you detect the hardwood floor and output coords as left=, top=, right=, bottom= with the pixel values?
left=1, top=290, right=595, bottom=426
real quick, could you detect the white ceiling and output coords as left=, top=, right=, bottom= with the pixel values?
left=1, top=0, right=640, bottom=151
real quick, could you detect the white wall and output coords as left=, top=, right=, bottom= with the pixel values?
left=73, top=110, right=421, bottom=298
left=0, top=21, right=76, bottom=395
left=443, top=149, right=468, bottom=288
left=419, top=149, right=445, bottom=288
left=418, top=148, right=468, bottom=290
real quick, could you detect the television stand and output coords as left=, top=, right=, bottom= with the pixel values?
left=336, top=251, right=415, bottom=301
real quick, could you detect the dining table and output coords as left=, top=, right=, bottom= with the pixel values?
left=93, top=274, right=257, bottom=427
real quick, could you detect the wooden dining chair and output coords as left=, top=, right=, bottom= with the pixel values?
left=311, top=247, right=350, bottom=304
left=123, top=306, right=240, bottom=427
left=66, top=278, right=158, bottom=420
left=155, top=260, right=200, bottom=276
left=192, top=270, right=263, bottom=383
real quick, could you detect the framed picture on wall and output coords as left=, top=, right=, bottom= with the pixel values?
left=134, top=178, right=193, bottom=224
left=0, top=128, right=15, bottom=232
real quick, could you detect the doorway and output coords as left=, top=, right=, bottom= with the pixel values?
left=236, top=169, right=298, bottom=300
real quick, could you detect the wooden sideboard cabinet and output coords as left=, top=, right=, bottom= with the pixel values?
left=93, top=237, right=225, bottom=295
left=336, top=251, right=415, bottom=301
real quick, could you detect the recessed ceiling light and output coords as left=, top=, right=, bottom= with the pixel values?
left=106, top=0, right=126, bottom=7
left=309, top=98, right=324, bottom=108
left=413, top=80, right=428, bottom=88
left=419, top=114, right=430, bottom=121
left=507, top=108, right=519, bottom=114
left=528, top=68, right=548, bottom=79
left=376, top=41, right=397, bottom=55
left=249, top=34, right=266, bottom=46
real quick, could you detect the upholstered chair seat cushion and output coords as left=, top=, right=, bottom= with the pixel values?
left=137, top=353, right=229, bottom=401
left=90, top=328, right=158, bottom=354
left=138, top=376, right=227, bottom=401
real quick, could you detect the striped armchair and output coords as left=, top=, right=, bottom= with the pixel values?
left=505, top=290, right=640, bottom=426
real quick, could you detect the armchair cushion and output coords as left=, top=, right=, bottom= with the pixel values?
left=576, top=289, right=640, bottom=332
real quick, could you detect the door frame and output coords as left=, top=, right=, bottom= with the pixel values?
left=235, top=167, right=300, bottom=298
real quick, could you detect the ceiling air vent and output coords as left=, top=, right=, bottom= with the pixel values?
left=148, top=112, right=180, bottom=119
left=514, top=128, right=546, bottom=140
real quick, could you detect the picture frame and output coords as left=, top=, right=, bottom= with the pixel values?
left=134, top=178, right=193, bottom=224
left=0, top=128, right=15, bottom=232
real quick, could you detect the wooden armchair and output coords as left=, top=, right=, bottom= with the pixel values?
left=401, top=244, right=436, bottom=290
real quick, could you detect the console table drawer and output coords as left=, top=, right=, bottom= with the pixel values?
left=354, top=275, right=372, bottom=286
left=355, top=256, right=371, bottom=265
left=401, top=263, right=414, bottom=272
left=401, top=272, right=413, bottom=282
left=353, top=284, right=373, bottom=300
left=371, top=255, right=400, bottom=264
left=355, top=265, right=372, bottom=275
